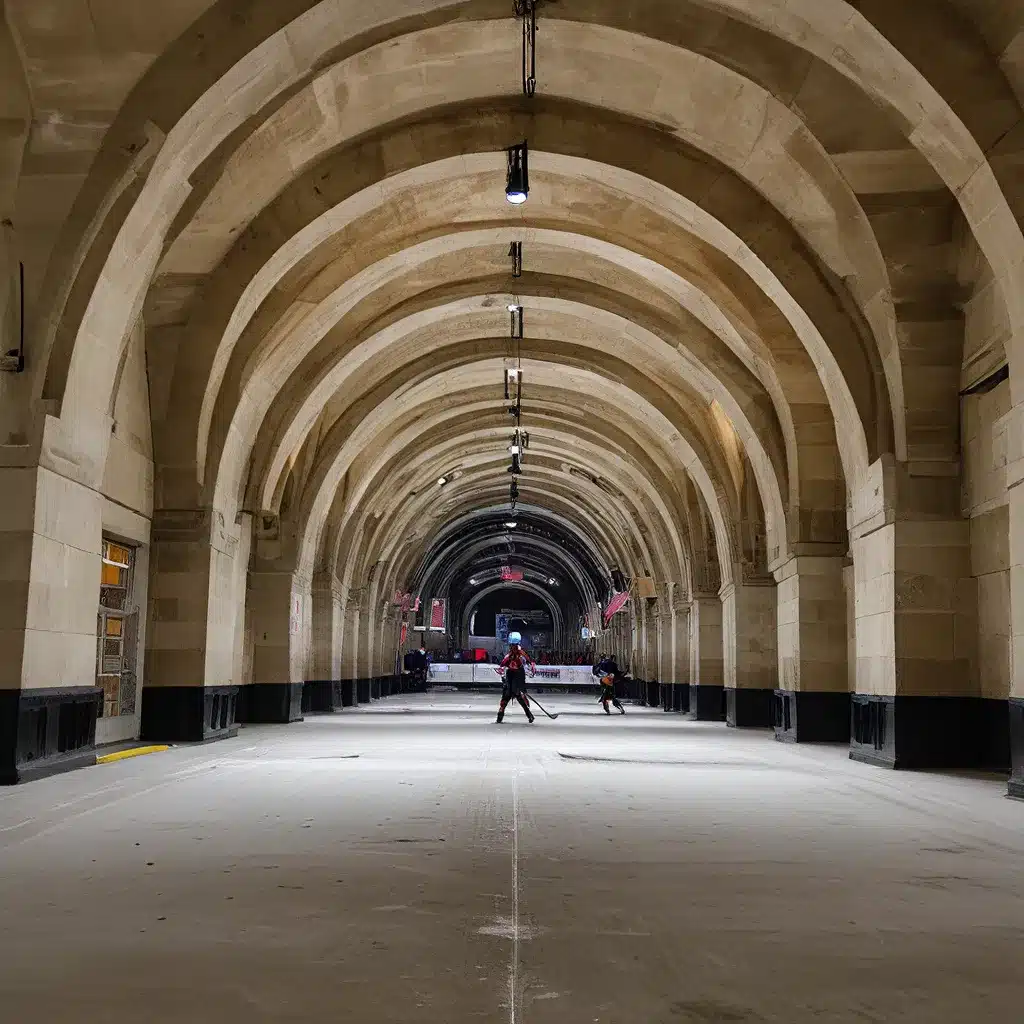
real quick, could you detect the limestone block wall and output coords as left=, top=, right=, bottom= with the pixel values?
left=774, top=556, right=847, bottom=693
left=248, top=570, right=311, bottom=686
left=672, top=604, right=690, bottom=686
left=849, top=457, right=977, bottom=699
left=722, top=580, right=777, bottom=691
left=2, top=468, right=102, bottom=692
left=310, top=573, right=342, bottom=681
left=690, top=596, right=723, bottom=687
left=963, top=380, right=1012, bottom=701
left=101, top=321, right=153, bottom=516
left=208, top=524, right=248, bottom=685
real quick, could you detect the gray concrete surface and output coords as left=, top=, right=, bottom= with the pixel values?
left=1, top=693, right=1023, bottom=1022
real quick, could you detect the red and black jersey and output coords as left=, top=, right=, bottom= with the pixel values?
left=500, top=645, right=536, bottom=674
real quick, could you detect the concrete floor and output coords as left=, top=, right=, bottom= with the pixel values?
left=2, top=693, right=1023, bottom=1023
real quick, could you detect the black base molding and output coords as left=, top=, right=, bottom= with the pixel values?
left=850, top=693, right=1010, bottom=772
left=659, top=683, right=690, bottom=713
left=674, top=683, right=690, bottom=714
left=621, top=677, right=643, bottom=703
left=303, top=678, right=404, bottom=713
left=646, top=680, right=661, bottom=707
left=238, top=682, right=303, bottom=725
left=302, top=680, right=335, bottom=714
left=686, top=684, right=725, bottom=721
left=726, top=687, right=774, bottom=728
left=773, top=689, right=849, bottom=743
left=141, top=685, right=239, bottom=743
left=0, top=686, right=103, bottom=785
left=1010, top=699, right=1024, bottom=798
left=356, top=679, right=371, bottom=703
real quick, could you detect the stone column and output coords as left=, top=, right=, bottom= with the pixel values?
left=656, top=599, right=672, bottom=711
left=687, top=594, right=724, bottom=720
left=0, top=465, right=106, bottom=782
left=1004, top=412, right=1024, bottom=796
left=307, top=571, right=343, bottom=712
left=143, top=507, right=247, bottom=743
left=373, top=604, right=400, bottom=689
left=671, top=598, right=691, bottom=711
left=244, top=569, right=308, bottom=723
left=721, top=571, right=778, bottom=728
left=771, top=553, right=848, bottom=742
left=340, top=596, right=368, bottom=703
left=849, top=455, right=996, bottom=771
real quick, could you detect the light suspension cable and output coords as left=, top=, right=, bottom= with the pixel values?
left=514, top=0, right=537, bottom=97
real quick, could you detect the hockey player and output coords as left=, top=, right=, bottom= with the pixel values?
left=592, top=653, right=626, bottom=715
left=494, top=632, right=536, bottom=723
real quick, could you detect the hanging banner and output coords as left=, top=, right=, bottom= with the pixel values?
left=430, top=598, right=446, bottom=630
left=603, top=591, right=630, bottom=626
left=400, top=623, right=408, bottom=646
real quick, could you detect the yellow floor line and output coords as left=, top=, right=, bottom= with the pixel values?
left=97, top=745, right=170, bottom=764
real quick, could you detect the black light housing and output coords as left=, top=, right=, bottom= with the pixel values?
left=509, top=304, right=524, bottom=339
left=510, top=241, right=523, bottom=277
left=506, top=142, right=529, bottom=205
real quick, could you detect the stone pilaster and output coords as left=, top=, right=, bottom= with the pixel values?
left=1006, top=415, right=1024, bottom=794
left=0, top=464, right=105, bottom=781
left=304, top=570, right=344, bottom=713
left=664, top=592, right=690, bottom=712
left=687, top=594, right=724, bottom=720
left=722, top=570, right=777, bottom=727
left=340, top=593, right=363, bottom=697
left=309, top=572, right=341, bottom=681
left=849, top=455, right=1005, bottom=771
left=242, top=568, right=309, bottom=724
left=142, top=507, right=246, bottom=743
left=771, top=553, right=849, bottom=743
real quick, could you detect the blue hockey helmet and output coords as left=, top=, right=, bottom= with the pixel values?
left=508, top=631, right=522, bottom=645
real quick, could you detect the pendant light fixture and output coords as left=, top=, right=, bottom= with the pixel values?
left=506, top=141, right=529, bottom=205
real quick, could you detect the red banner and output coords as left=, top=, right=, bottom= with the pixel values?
left=603, top=591, right=630, bottom=625
left=400, top=623, right=408, bottom=646
left=430, top=598, right=446, bottom=629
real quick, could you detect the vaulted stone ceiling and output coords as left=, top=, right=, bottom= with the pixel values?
left=2, top=0, right=1023, bottom=714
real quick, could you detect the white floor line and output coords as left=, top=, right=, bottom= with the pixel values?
left=510, top=769, right=520, bottom=1024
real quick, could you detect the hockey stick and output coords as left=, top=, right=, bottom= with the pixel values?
left=527, top=693, right=559, bottom=720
